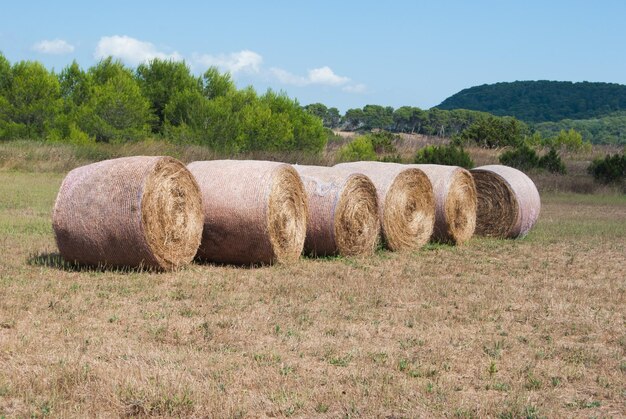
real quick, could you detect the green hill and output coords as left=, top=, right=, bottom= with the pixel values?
left=437, top=81, right=626, bottom=123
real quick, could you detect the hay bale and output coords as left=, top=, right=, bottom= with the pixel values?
left=334, top=161, right=435, bottom=251
left=470, top=165, right=541, bottom=238
left=294, top=165, right=380, bottom=257
left=53, top=156, right=204, bottom=270
left=410, top=164, right=477, bottom=244
left=187, top=160, right=307, bottom=265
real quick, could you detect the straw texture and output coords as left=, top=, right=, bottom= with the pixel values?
left=187, top=160, right=307, bottom=265
left=53, top=156, right=204, bottom=270
left=294, top=165, right=380, bottom=257
left=335, top=161, right=435, bottom=251
left=471, top=165, right=541, bottom=238
left=410, top=164, right=477, bottom=244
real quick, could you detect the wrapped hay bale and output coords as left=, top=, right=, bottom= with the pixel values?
left=470, top=165, right=541, bottom=238
left=53, top=156, right=204, bottom=270
left=410, top=164, right=477, bottom=244
left=187, top=160, right=307, bottom=265
left=294, top=165, right=380, bottom=257
left=334, top=161, right=435, bottom=251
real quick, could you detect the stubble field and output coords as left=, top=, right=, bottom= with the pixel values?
left=0, top=170, right=625, bottom=418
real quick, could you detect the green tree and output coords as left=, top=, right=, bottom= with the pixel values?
left=80, top=65, right=152, bottom=142
left=2, top=60, right=61, bottom=139
left=203, top=67, right=236, bottom=100
left=343, top=108, right=365, bottom=130
left=549, top=128, right=591, bottom=152
left=303, top=103, right=341, bottom=128
left=136, top=59, right=201, bottom=132
left=460, top=115, right=527, bottom=148
left=0, top=52, right=11, bottom=94
left=58, top=61, right=91, bottom=107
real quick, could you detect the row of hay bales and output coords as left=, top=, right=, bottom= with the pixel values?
left=52, top=157, right=540, bottom=271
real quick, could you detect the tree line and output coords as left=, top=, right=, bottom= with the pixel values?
left=303, top=102, right=492, bottom=137
left=0, top=53, right=326, bottom=152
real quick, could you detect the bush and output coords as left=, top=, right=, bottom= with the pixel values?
left=414, top=145, right=474, bottom=169
left=538, top=147, right=567, bottom=174
left=499, top=144, right=540, bottom=171
left=337, top=136, right=377, bottom=162
left=458, top=115, right=527, bottom=148
left=367, top=131, right=398, bottom=154
left=500, top=144, right=567, bottom=174
left=587, top=154, right=626, bottom=184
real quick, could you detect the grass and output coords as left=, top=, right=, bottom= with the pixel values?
left=0, top=157, right=625, bottom=416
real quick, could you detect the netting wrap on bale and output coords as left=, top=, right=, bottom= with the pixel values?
left=187, top=160, right=307, bottom=265
left=470, top=165, right=541, bottom=238
left=53, top=156, right=204, bottom=270
left=410, top=164, right=477, bottom=244
left=334, top=161, right=435, bottom=251
left=294, top=165, right=380, bottom=257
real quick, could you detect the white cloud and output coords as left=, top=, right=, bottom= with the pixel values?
left=308, top=66, right=350, bottom=86
left=342, top=83, right=367, bottom=93
left=269, top=67, right=308, bottom=86
left=94, top=35, right=182, bottom=65
left=32, top=39, right=74, bottom=54
left=193, top=50, right=262, bottom=74
left=270, top=65, right=364, bottom=92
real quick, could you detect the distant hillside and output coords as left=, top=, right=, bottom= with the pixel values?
left=437, top=81, right=626, bottom=123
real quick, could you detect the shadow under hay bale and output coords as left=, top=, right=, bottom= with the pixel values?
left=334, top=161, right=435, bottom=251
left=187, top=160, right=308, bottom=265
left=410, top=164, right=477, bottom=245
left=470, top=165, right=541, bottom=238
left=52, top=156, right=204, bottom=271
left=294, top=165, right=380, bottom=257
left=27, top=252, right=160, bottom=273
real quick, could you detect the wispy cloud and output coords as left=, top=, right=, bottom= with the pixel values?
left=192, top=50, right=263, bottom=74
left=270, top=65, right=364, bottom=93
left=342, top=83, right=367, bottom=93
left=32, top=39, right=74, bottom=54
left=90, top=36, right=363, bottom=93
left=94, top=35, right=181, bottom=65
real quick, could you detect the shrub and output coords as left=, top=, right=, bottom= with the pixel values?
left=459, top=115, right=527, bottom=148
left=367, top=131, right=398, bottom=154
left=337, top=136, right=377, bottom=162
left=414, top=145, right=474, bottom=169
left=500, top=145, right=567, bottom=174
left=538, top=147, right=567, bottom=174
left=587, top=154, right=626, bottom=184
left=499, top=144, right=540, bottom=171
left=550, top=128, right=592, bottom=152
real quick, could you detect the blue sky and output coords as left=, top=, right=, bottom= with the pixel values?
left=2, top=1, right=625, bottom=112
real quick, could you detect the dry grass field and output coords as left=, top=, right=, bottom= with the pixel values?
left=0, top=168, right=625, bottom=418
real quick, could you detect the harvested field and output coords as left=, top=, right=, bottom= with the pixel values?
left=0, top=171, right=625, bottom=418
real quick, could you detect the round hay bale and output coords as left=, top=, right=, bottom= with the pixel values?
left=294, top=165, right=380, bottom=257
left=52, top=156, right=204, bottom=270
left=334, top=161, right=435, bottom=251
left=410, top=164, right=477, bottom=244
left=470, top=165, right=541, bottom=238
left=187, top=160, right=307, bottom=265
